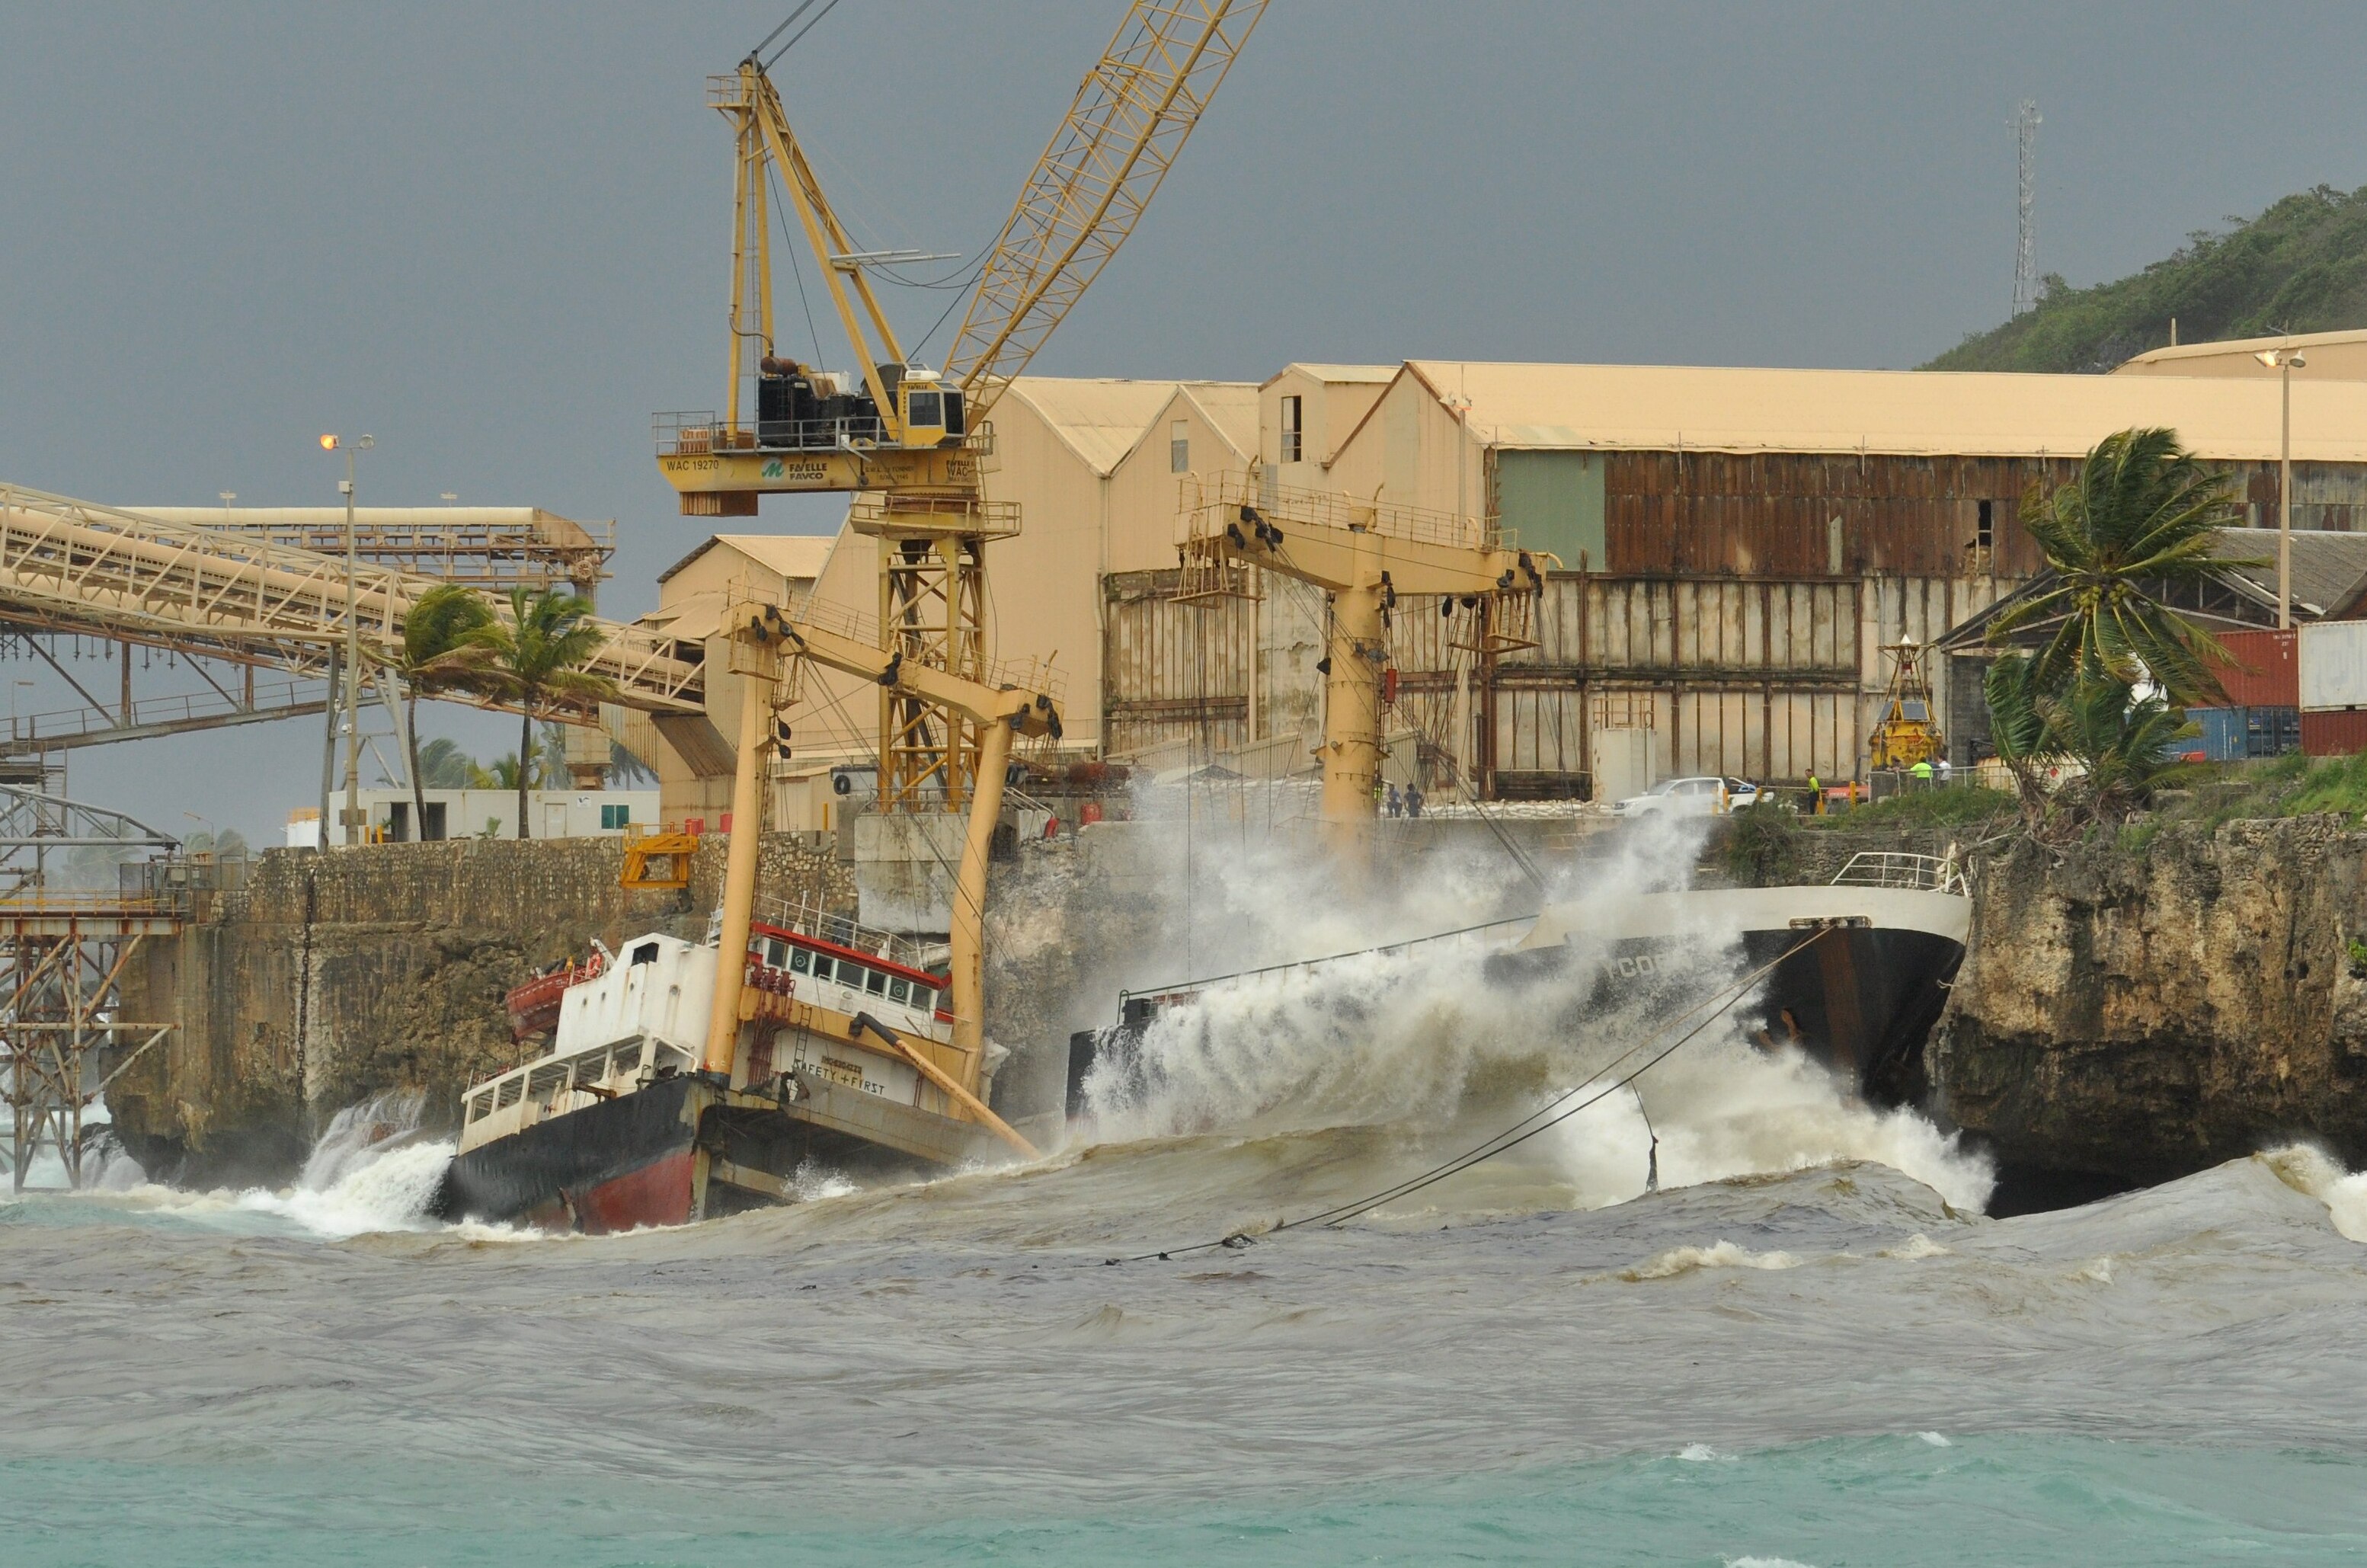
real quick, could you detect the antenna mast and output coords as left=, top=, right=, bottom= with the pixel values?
left=2012, top=98, right=2041, bottom=316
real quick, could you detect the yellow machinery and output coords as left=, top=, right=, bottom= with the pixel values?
left=696, top=595, right=1062, bottom=1137
left=1869, top=639, right=1945, bottom=771
left=1179, top=474, right=1552, bottom=855
left=657, top=1, right=1265, bottom=814
left=619, top=824, right=700, bottom=891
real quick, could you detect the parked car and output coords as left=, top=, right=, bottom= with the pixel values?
left=1611, top=776, right=1761, bottom=818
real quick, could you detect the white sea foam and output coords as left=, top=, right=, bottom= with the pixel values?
left=1622, top=1240, right=1802, bottom=1281
left=1075, top=799, right=1994, bottom=1214
left=1917, top=1431, right=1953, bottom=1447
left=1726, top=1558, right=1822, bottom=1568
left=1881, top=1233, right=1953, bottom=1260
left=2260, top=1144, right=2367, bottom=1242
left=1677, top=1442, right=1729, bottom=1462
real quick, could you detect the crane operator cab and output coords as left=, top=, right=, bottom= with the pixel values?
left=754, top=354, right=964, bottom=453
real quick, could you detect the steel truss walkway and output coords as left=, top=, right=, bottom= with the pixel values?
left=0, top=483, right=703, bottom=718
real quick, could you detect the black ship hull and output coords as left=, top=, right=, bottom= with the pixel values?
left=433, top=1070, right=1011, bottom=1233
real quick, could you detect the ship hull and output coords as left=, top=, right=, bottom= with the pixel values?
left=433, top=1070, right=1012, bottom=1233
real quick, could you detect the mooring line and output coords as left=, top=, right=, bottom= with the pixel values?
left=1101, top=926, right=1828, bottom=1265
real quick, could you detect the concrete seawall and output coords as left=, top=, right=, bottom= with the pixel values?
left=108, top=836, right=852, bottom=1186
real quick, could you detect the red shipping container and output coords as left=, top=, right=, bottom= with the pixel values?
left=2216, top=629, right=2298, bottom=707
left=2301, top=709, right=2367, bottom=757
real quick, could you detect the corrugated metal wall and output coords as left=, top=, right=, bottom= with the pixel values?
left=1100, top=570, right=1252, bottom=759
left=1105, top=568, right=2017, bottom=784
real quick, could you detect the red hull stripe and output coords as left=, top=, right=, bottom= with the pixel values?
left=574, top=1147, right=697, bottom=1234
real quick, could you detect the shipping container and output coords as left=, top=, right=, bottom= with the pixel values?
left=2189, top=705, right=2300, bottom=761
left=2303, top=708, right=2367, bottom=757
left=2300, top=621, right=2367, bottom=712
left=2215, top=629, right=2299, bottom=708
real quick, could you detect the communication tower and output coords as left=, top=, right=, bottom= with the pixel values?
left=2012, top=99, right=2041, bottom=316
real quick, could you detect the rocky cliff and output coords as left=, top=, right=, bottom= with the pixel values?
left=1929, top=817, right=2367, bottom=1195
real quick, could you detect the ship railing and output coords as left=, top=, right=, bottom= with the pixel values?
left=1830, top=850, right=1967, bottom=897
left=754, top=891, right=948, bottom=976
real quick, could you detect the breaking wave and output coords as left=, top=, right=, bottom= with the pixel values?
left=1069, top=803, right=1994, bottom=1215
left=103, top=1090, right=478, bottom=1241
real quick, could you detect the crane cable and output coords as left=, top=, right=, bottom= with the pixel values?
left=1103, top=926, right=1827, bottom=1264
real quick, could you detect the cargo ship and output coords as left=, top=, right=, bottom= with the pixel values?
left=433, top=901, right=1029, bottom=1232
left=430, top=562, right=1062, bottom=1233
left=1069, top=851, right=1971, bottom=1115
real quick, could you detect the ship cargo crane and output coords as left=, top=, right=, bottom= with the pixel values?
left=699, top=594, right=1060, bottom=1140
left=1179, top=473, right=1553, bottom=853
left=655, top=0, right=1264, bottom=811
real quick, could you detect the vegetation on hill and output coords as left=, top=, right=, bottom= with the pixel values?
left=1924, top=184, right=2367, bottom=373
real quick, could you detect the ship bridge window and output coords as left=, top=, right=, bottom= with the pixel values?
left=888, top=976, right=910, bottom=1004
left=865, top=968, right=889, bottom=997
left=789, top=946, right=811, bottom=975
left=811, top=956, right=836, bottom=984
left=766, top=939, right=788, bottom=968
left=632, top=942, right=660, bottom=966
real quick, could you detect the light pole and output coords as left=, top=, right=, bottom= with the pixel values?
left=2255, top=348, right=2308, bottom=629
left=320, top=434, right=374, bottom=844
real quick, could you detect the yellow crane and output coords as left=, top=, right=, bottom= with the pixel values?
left=656, top=0, right=1266, bottom=811
left=1179, top=474, right=1553, bottom=855
left=696, top=591, right=1061, bottom=1147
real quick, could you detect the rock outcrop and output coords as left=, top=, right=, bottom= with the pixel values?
left=1930, top=817, right=2367, bottom=1191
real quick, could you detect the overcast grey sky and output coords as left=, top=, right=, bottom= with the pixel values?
left=5, top=2, right=2365, bottom=840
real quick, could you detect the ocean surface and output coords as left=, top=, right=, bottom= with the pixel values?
left=8, top=1104, right=2367, bottom=1566
left=9, top=834, right=2367, bottom=1565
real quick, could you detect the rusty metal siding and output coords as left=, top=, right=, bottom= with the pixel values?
left=1101, top=569, right=1251, bottom=758
left=1604, top=452, right=2082, bottom=578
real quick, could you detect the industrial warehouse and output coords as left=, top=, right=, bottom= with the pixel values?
left=622, top=340, right=2367, bottom=828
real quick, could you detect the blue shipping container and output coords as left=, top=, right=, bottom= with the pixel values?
left=2187, top=706, right=2300, bottom=761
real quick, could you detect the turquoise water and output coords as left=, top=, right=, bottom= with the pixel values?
left=8, top=1435, right=2366, bottom=1566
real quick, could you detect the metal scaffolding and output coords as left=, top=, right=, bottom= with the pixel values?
left=0, top=782, right=183, bottom=1191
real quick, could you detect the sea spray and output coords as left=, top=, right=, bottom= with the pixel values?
left=1070, top=791, right=1994, bottom=1212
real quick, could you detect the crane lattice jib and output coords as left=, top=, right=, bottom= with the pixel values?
left=945, top=0, right=1266, bottom=418
left=0, top=484, right=703, bottom=715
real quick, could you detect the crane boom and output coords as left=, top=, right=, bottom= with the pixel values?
left=947, top=0, right=1267, bottom=419
left=1181, top=474, right=1552, bottom=852
left=700, top=596, right=1061, bottom=1098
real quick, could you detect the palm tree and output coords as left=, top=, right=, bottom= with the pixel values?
left=390, top=584, right=495, bottom=837
left=443, top=587, right=616, bottom=839
left=1990, top=427, right=2251, bottom=704
left=416, top=736, right=476, bottom=789
left=2047, top=679, right=2196, bottom=823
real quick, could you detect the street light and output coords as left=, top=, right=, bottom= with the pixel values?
left=2256, top=348, right=2308, bottom=629
left=319, top=433, right=375, bottom=845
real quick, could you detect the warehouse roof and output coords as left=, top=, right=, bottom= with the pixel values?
left=2116, top=327, right=2367, bottom=380
left=1262, top=363, right=1397, bottom=387
left=996, top=378, right=1253, bottom=475
left=1934, top=526, right=2367, bottom=651
left=2209, top=527, right=2367, bottom=619
left=657, top=533, right=834, bottom=585
left=1385, top=359, right=2367, bottom=463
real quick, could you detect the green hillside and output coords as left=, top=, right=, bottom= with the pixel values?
left=1923, top=183, right=2367, bottom=373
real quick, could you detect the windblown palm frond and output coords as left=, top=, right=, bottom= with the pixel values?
left=443, top=587, right=619, bottom=839
left=1989, top=427, right=2254, bottom=704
